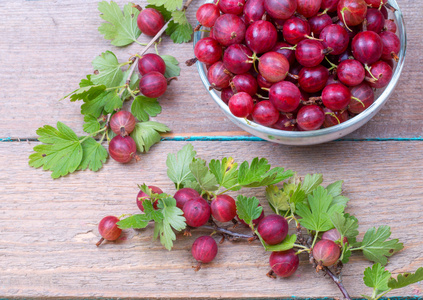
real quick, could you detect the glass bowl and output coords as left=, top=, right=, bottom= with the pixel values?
left=194, top=0, right=407, bottom=145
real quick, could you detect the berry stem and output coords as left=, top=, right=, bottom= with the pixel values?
left=199, top=225, right=255, bottom=239
left=96, top=237, right=105, bottom=247
left=323, top=267, right=352, bottom=300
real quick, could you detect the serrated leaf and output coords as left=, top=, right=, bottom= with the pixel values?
left=148, top=0, right=183, bottom=11
left=142, top=200, right=164, bottom=222
left=171, top=10, right=188, bottom=25
left=189, top=159, right=219, bottom=192
left=183, top=180, right=202, bottom=193
left=130, top=121, right=170, bottom=153
left=83, top=115, right=102, bottom=134
left=331, top=195, right=350, bottom=208
left=154, top=196, right=186, bottom=250
left=91, top=51, right=124, bottom=88
left=262, top=234, right=297, bottom=252
left=301, top=173, right=323, bottom=195
left=331, top=212, right=359, bottom=240
left=78, top=137, right=108, bottom=172
left=166, top=144, right=197, bottom=189
left=237, top=158, right=293, bottom=188
left=266, top=185, right=290, bottom=214
left=360, top=226, right=404, bottom=265
left=131, top=96, right=162, bottom=122
left=117, top=214, right=151, bottom=229
left=29, top=122, right=83, bottom=179
left=81, top=91, right=122, bottom=118
left=296, top=186, right=344, bottom=233
left=363, top=263, right=391, bottom=294
left=341, top=247, right=352, bottom=264
left=327, top=180, right=343, bottom=197
left=236, top=195, right=262, bottom=226
left=98, top=1, right=141, bottom=46
left=166, top=21, right=193, bottom=44
left=62, top=84, right=106, bottom=102
left=209, top=157, right=238, bottom=189
left=161, top=55, right=181, bottom=78
left=145, top=4, right=172, bottom=21
left=388, top=267, right=423, bottom=290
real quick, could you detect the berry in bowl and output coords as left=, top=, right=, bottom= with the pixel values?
left=192, top=0, right=406, bottom=145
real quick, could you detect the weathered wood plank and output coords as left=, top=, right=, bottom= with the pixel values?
left=1, top=141, right=422, bottom=298
left=0, top=0, right=422, bottom=139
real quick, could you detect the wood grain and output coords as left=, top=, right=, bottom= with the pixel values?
left=0, top=0, right=422, bottom=139
left=1, top=141, right=422, bottom=298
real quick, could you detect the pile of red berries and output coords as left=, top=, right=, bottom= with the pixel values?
left=98, top=185, right=346, bottom=275
left=194, top=0, right=400, bottom=131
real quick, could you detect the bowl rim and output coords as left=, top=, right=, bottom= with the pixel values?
left=194, top=0, right=407, bottom=140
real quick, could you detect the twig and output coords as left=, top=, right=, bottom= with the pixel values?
left=324, top=267, right=352, bottom=300
left=198, top=225, right=255, bottom=239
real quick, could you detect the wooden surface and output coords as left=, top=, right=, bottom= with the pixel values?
left=1, top=0, right=423, bottom=298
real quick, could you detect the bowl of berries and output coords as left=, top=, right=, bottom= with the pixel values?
left=193, top=0, right=406, bottom=145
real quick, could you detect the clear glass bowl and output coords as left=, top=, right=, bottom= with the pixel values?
left=194, top=0, right=407, bottom=145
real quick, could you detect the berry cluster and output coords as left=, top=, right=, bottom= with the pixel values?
left=108, top=8, right=172, bottom=164
left=95, top=144, right=422, bottom=299
left=193, top=0, right=400, bottom=131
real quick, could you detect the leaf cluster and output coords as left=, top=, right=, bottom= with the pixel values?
left=363, top=264, right=423, bottom=300
left=166, top=145, right=294, bottom=194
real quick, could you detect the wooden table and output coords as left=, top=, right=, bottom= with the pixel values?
left=1, top=0, right=422, bottom=298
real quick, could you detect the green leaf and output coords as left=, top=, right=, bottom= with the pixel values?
left=388, top=267, right=423, bottom=290
left=360, top=226, right=404, bottom=265
left=81, top=91, right=122, bottom=118
left=265, top=185, right=290, bottom=214
left=189, top=159, right=219, bottom=192
left=98, top=1, right=141, bottom=46
left=154, top=196, right=186, bottom=250
left=143, top=200, right=164, bottom=222
left=296, top=186, right=344, bottom=233
left=83, top=115, right=101, bottom=134
left=147, top=0, right=183, bottom=11
left=363, top=263, right=391, bottom=294
left=61, top=84, right=106, bottom=102
left=166, top=22, right=193, bottom=44
left=161, top=55, right=181, bottom=78
left=117, top=214, right=151, bottom=229
left=331, top=212, right=359, bottom=239
left=91, top=51, right=124, bottom=88
left=301, top=173, right=323, bottom=195
left=326, top=180, right=343, bottom=197
left=237, top=158, right=293, bottom=188
left=171, top=10, right=188, bottom=24
left=326, top=180, right=350, bottom=209
left=78, top=137, right=108, bottom=172
left=145, top=5, right=172, bottom=21
left=209, top=157, right=238, bottom=189
left=131, top=96, right=162, bottom=121
left=130, top=121, right=170, bottom=152
left=183, top=180, right=202, bottom=193
left=262, top=234, right=297, bottom=252
left=341, top=248, right=352, bottom=264
left=29, top=122, right=83, bottom=179
left=166, top=144, right=197, bottom=189
left=236, top=195, right=262, bottom=226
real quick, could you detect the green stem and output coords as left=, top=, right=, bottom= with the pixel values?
left=134, top=40, right=148, bottom=46
left=80, top=126, right=108, bottom=143
left=374, top=288, right=392, bottom=300
left=119, top=61, right=132, bottom=67
left=311, top=231, right=319, bottom=248
left=293, top=243, right=310, bottom=251
left=349, top=246, right=364, bottom=251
